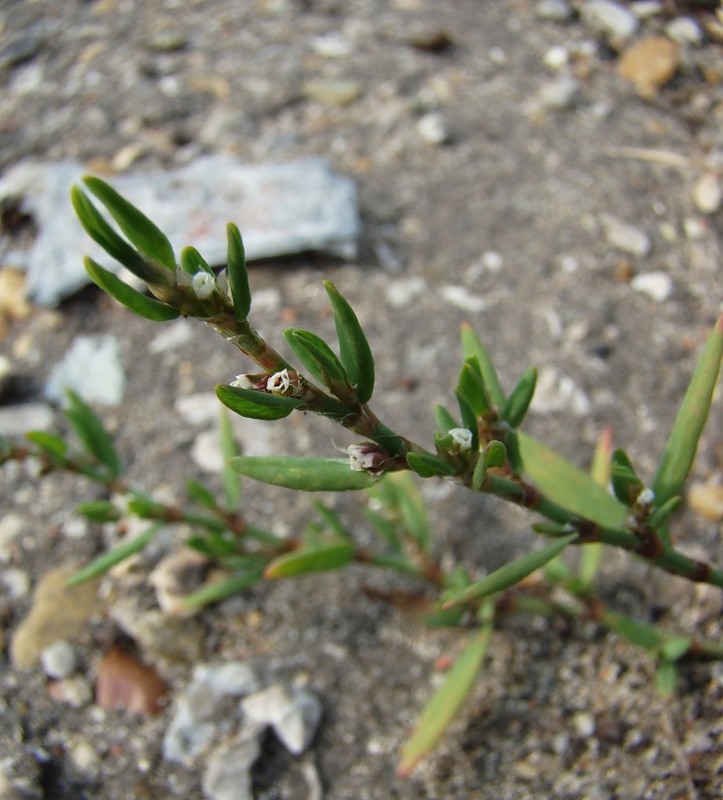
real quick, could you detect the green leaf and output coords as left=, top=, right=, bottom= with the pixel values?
left=442, top=534, right=577, bottom=608
left=611, top=449, right=645, bottom=506
left=398, top=622, right=493, bottom=777
left=460, top=322, right=505, bottom=410
left=516, top=431, right=628, bottom=528
left=655, top=660, right=678, bottom=697
left=67, top=524, right=162, bottom=586
left=179, top=246, right=212, bottom=275
left=226, top=223, right=251, bottom=321
left=454, top=391, right=479, bottom=451
left=434, top=404, right=459, bottom=435
left=484, top=440, right=506, bottom=469
left=71, top=185, right=168, bottom=285
left=181, top=567, right=266, bottom=608
left=323, top=280, right=375, bottom=404
left=63, top=390, right=121, bottom=478
left=457, top=359, right=491, bottom=417
left=284, top=329, right=349, bottom=393
left=648, top=496, right=681, bottom=529
left=218, top=408, right=242, bottom=510
left=651, top=313, right=723, bottom=507
left=83, top=176, right=176, bottom=270
left=25, top=431, right=68, bottom=461
left=660, top=636, right=692, bottom=662
left=407, top=452, right=457, bottom=478
left=392, top=472, right=430, bottom=552
left=186, top=479, right=218, bottom=509
left=502, top=367, right=537, bottom=428
left=85, top=257, right=180, bottom=321
left=311, top=501, right=349, bottom=540
left=471, top=452, right=487, bottom=491
left=229, top=455, right=380, bottom=491
left=579, top=426, right=613, bottom=590
left=264, top=540, right=355, bottom=578
left=216, top=384, right=302, bottom=421
left=603, top=611, right=662, bottom=650
left=75, top=500, right=122, bottom=523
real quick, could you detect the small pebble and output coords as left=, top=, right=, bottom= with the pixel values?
left=416, top=112, right=451, bottom=145
left=539, top=76, right=580, bottom=109
left=543, top=45, right=569, bottom=70
left=580, top=0, right=639, bottom=47
left=0, top=402, right=55, bottom=436
left=693, top=172, right=722, bottom=215
left=440, top=285, right=486, bottom=313
left=665, top=17, right=703, bottom=46
left=40, top=640, right=77, bottom=680
left=535, top=0, right=573, bottom=22
left=302, top=79, right=362, bottom=106
left=629, top=1, right=662, bottom=19
left=630, top=271, right=673, bottom=302
left=2, top=568, right=30, bottom=600
left=385, top=277, right=427, bottom=308
left=573, top=711, right=596, bottom=737
left=688, top=482, right=723, bottom=522
left=618, top=37, right=680, bottom=98
left=601, top=214, right=651, bottom=256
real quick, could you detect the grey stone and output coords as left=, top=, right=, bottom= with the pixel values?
left=539, top=76, right=580, bottom=110
left=202, top=730, right=260, bottom=800
left=40, top=640, right=77, bottom=679
left=44, top=334, right=125, bottom=407
left=580, top=1, right=638, bottom=46
left=630, top=271, right=673, bottom=302
left=532, top=366, right=591, bottom=415
left=163, top=662, right=260, bottom=764
left=0, top=156, right=360, bottom=307
left=241, top=683, right=322, bottom=755
left=600, top=214, right=651, bottom=257
left=665, top=17, right=703, bottom=46
left=535, top=0, right=573, bottom=22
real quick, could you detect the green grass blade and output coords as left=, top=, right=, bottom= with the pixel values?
left=83, top=176, right=176, bottom=270
left=85, top=257, right=180, bottom=321
left=651, top=313, right=723, bottom=507
left=516, top=431, right=628, bottom=528
left=323, top=280, right=375, bottom=404
left=442, top=534, right=577, bottom=608
left=398, top=622, right=493, bottom=777
left=229, top=455, right=380, bottom=491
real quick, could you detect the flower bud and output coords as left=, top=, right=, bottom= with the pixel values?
left=448, top=427, right=473, bottom=454
left=191, top=271, right=216, bottom=300
left=347, top=443, right=391, bottom=474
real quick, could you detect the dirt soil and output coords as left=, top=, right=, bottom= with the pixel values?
left=1, top=1, right=722, bottom=799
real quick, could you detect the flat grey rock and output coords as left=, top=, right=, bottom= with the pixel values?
left=0, top=156, right=360, bottom=307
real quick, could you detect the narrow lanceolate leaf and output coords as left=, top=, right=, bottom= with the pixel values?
left=216, top=384, right=302, bottom=421
left=651, top=312, right=723, bottom=507
left=226, top=223, right=251, bottom=320
left=83, top=176, right=176, bottom=270
left=442, top=534, right=578, bottom=609
left=602, top=610, right=663, bottom=650
left=502, top=367, right=537, bottom=428
left=284, top=329, right=349, bottom=392
left=392, top=472, right=431, bottom=552
left=578, top=425, right=613, bottom=590
left=460, top=322, right=505, bottom=410
left=484, top=440, right=506, bottom=469
left=64, top=390, right=121, bottom=478
left=229, top=456, right=380, bottom=491
left=434, top=404, right=459, bottom=435
left=398, top=623, right=493, bottom=778
left=179, top=246, right=212, bottom=275
left=71, top=186, right=166, bottom=285
left=182, top=567, right=266, bottom=609
left=611, top=449, right=645, bottom=506
left=75, top=500, right=122, bottom=523
left=25, top=431, right=68, bottom=461
left=457, top=359, right=491, bottom=417
left=516, top=431, right=628, bottom=529
left=407, top=452, right=457, bottom=478
left=264, top=540, right=355, bottom=579
left=218, top=408, right=242, bottom=510
left=85, top=258, right=180, bottom=321
left=323, top=280, right=375, bottom=404
left=454, top=391, right=479, bottom=452
left=655, top=660, right=678, bottom=697
left=67, top=524, right=162, bottom=586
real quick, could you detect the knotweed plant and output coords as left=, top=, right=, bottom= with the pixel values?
left=4, top=176, right=721, bottom=774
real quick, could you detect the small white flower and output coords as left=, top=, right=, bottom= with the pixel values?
left=266, top=369, right=291, bottom=394
left=348, top=444, right=376, bottom=472
left=191, top=271, right=216, bottom=300
left=230, top=374, right=254, bottom=389
left=449, top=427, right=473, bottom=453
left=637, top=488, right=655, bottom=507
